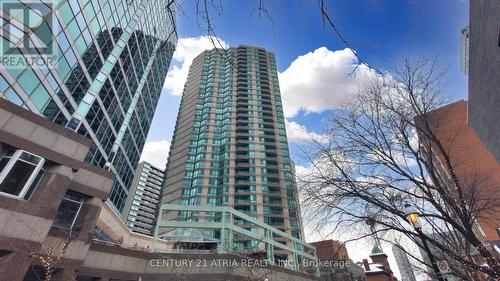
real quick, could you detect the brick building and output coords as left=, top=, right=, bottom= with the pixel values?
left=417, top=100, right=500, bottom=241
left=311, top=239, right=366, bottom=281
left=358, top=247, right=397, bottom=281
left=311, top=239, right=349, bottom=261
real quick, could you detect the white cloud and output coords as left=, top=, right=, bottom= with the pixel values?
left=285, top=120, right=328, bottom=144
left=279, top=47, right=376, bottom=117
left=163, top=36, right=229, bottom=96
left=295, top=151, right=351, bottom=182
left=140, top=140, right=170, bottom=169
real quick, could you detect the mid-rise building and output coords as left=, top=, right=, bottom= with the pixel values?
left=311, top=239, right=366, bottom=281
left=417, top=101, right=500, bottom=241
left=415, top=101, right=500, bottom=280
left=162, top=45, right=304, bottom=242
left=391, top=245, right=417, bottom=281
left=312, top=239, right=349, bottom=261
left=468, top=0, right=500, bottom=162
left=122, top=161, right=164, bottom=235
left=413, top=3, right=500, bottom=279
left=0, top=0, right=177, bottom=214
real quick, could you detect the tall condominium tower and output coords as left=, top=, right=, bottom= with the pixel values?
left=122, top=161, right=165, bottom=235
left=0, top=0, right=176, bottom=213
left=468, top=1, right=500, bottom=162
left=392, top=245, right=417, bottom=281
left=162, top=45, right=304, bottom=245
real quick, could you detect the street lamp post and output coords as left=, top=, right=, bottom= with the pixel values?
left=404, top=203, right=446, bottom=281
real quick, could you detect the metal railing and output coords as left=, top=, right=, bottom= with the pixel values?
left=153, top=204, right=319, bottom=276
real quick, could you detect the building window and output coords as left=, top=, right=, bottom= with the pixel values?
left=498, top=27, right=500, bottom=47
left=0, top=149, right=46, bottom=200
left=91, top=225, right=114, bottom=242
left=53, top=192, right=84, bottom=229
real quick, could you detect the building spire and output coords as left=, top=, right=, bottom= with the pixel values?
left=366, top=217, right=383, bottom=253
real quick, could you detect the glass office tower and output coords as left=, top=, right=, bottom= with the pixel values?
left=0, top=0, right=176, bottom=213
left=163, top=45, right=304, bottom=246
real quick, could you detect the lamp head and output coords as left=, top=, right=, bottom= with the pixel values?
left=403, top=203, right=421, bottom=229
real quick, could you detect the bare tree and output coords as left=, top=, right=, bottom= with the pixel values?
left=12, top=211, right=93, bottom=281
left=150, top=0, right=424, bottom=73
left=29, top=234, right=72, bottom=281
left=299, top=56, right=500, bottom=280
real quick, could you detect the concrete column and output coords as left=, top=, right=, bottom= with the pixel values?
left=219, top=211, right=226, bottom=253
left=74, top=197, right=102, bottom=238
left=266, top=230, right=275, bottom=264
left=51, top=268, right=76, bottom=281
left=0, top=252, right=32, bottom=281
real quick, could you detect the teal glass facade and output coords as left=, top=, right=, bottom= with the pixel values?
left=0, top=0, right=176, bottom=213
left=163, top=46, right=304, bottom=253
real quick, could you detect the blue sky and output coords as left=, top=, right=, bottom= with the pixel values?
left=140, top=0, right=469, bottom=271
left=144, top=0, right=469, bottom=160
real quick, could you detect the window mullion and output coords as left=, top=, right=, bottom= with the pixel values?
left=0, top=150, right=21, bottom=185
left=18, top=158, right=45, bottom=199
left=69, top=198, right=84, bottom=230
